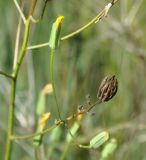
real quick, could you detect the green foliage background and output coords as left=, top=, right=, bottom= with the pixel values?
left=0, top=0, right=146, bottom=159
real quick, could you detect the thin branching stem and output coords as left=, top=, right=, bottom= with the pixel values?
left=12, top=124, right=57, bottom=140
left=13, top=3, right=24, bottom=69
left=0, top=71, right=13, bottom=79
left=5, top=1, right=41, bottom=159
left=60, top=0, right=118, bottom=41
left=4, top=1, right=119, bottom=159
left=26, top=0, right=118, bottom=51
left=50, top=49, right=62, bottom=120
left=12, top=98, right=101, bottom=141
left=13, top=0, right=26, bottom=23
left=27, top=42, right=49, bottom=50
left=4, top=18, right=31, bottom=160
left=28, top=0, right=38, bottom=17
left=4, top=79, right=16, bottom=160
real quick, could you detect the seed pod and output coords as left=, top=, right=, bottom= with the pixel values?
left=97, top=75, right=118, bottom=102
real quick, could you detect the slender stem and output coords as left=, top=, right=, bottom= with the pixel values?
left=66, top=99, right=101, bottom=121
left=25, top=0, right=118, bottom=50
left=27, top=42, right=49, bottom=50
left=60, top=142, right=71, bottom=160
left=40, top=0, right=49, bottom=18
left=13, top=4, right=23, bottom=69
left=86, top=99, right=101, bottom=112
left=60, top=0, right=118, bottom=41
left=12, top=99, right=101, bottom=141
left=60, top=15, right=101, bottom=41
left=13, top=124, right=57, bottom=140
left=29, top=0, right=37, bottom=17
left=30, top=16, right=40, bottom=23
left=50, top=49, right=61, bottom=120
left=78, top=144, right=90, bottom=149
left=34, top=148, right=40, bottom=160
left=5, top=0, right=37, bottom=158
left=4, top=18, right=31, bottom=160
left=5, top=2, right=119, bottom=152
left=13, top=0, right=26, bottom=23
left=4, top=79, right=16, bottom=160
left=0, top=71, right=13, bottom=79
left=12, top=19, right=31, bottom=77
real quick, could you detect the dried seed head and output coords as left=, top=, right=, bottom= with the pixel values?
left=97, top=75, right=118, bottom=102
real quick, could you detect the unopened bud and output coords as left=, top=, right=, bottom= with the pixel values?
left=97, top=75, right=118, bottom=102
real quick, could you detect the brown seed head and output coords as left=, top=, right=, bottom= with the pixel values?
left=97, top=75, right=118, bottom=102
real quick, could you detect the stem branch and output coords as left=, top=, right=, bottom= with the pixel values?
left=60, top=0, right=118, bottom=41
left=4, top=79, right=16, bottom=160
left=12, top=99, right=101, bottom=141
left=4, top=18, right=31, bottom=160
left=0, top=71, right=13, bottom=79
left=50, top=49, right=61, bottom=119
left=13, top=0, right=26, bottom=23
left=27, top=42, right=49, bottom=50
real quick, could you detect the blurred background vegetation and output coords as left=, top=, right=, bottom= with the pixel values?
left=0, top=0, right=146, bottom=160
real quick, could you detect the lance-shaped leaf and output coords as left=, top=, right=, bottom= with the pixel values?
left=49, top=16, right=64, bottom=50
left=33, top=112, right=51, bottom=147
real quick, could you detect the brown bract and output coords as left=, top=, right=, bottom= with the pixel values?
left=97, top=75, right=118, bottom=102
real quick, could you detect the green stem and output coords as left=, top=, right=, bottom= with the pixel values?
left=4, top=18, right=31, bottom=160
left=60, top=15, right=100, bottom=41
left=0, top=71, right=13, bottom=79
left=50, top=49, right=61, bottom=120
left=12, top=19, right=31, bottom=77
left=12, top=99, right=101, bottom=141
left=5, top=79, right=16, bottom=160
left=60, top=142, right=71, bottom=160
left=25, top=1, right=118, bottom=51
left=13, top=0, right=26, bottom=23
left=78, top=144, right=90, bottom=149
left=27, top=42, right=49, bottom=50
left=12, top=124, right=57, bottom=140
left=60, top=0, right=117, bottom=41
